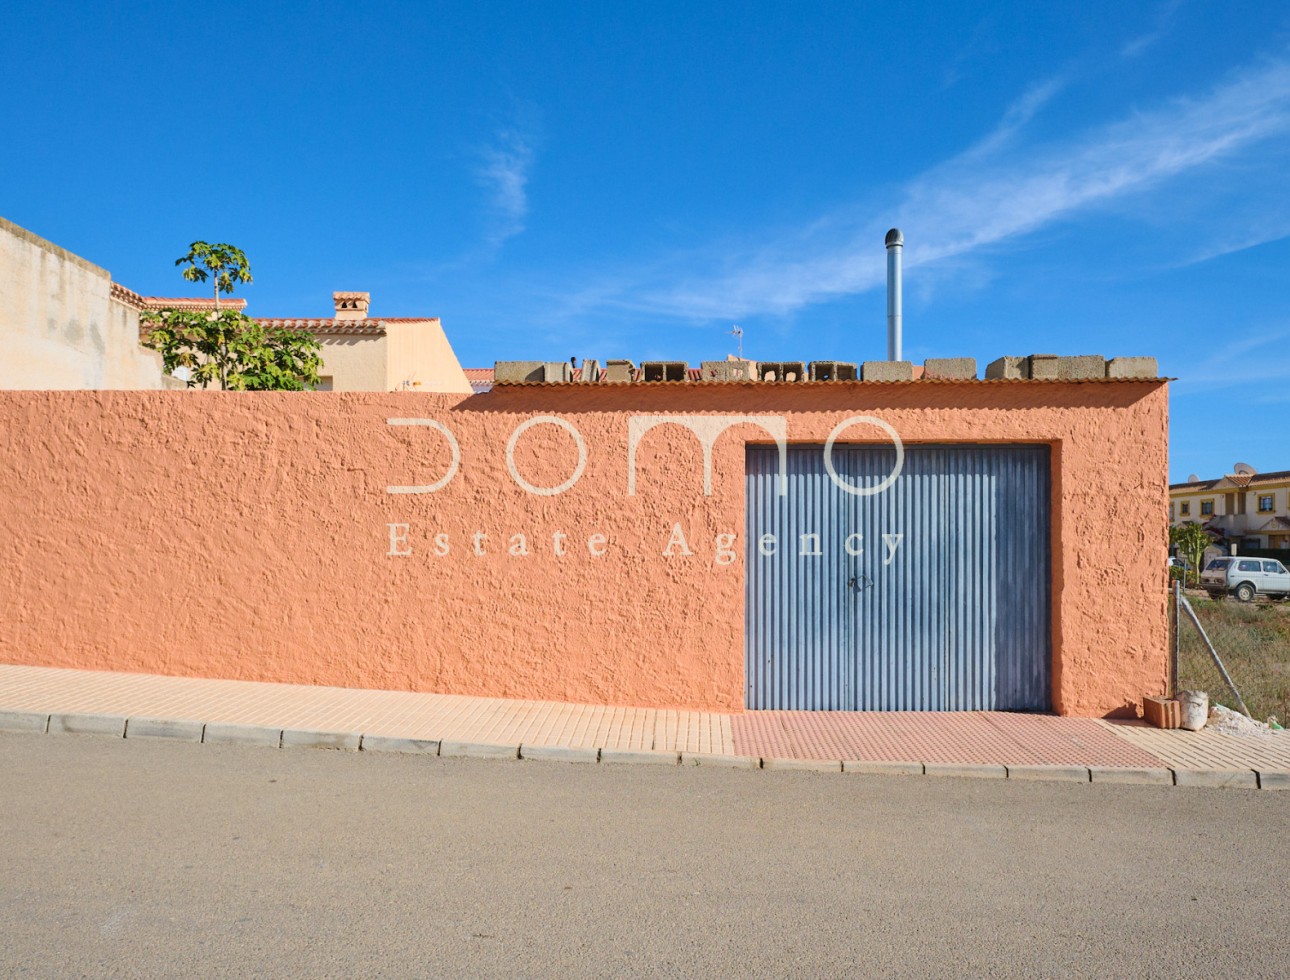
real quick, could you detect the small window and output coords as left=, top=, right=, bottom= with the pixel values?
left=1200, top=500, right=1214, bottom=516
left=1263, top=561, right=1284, bottom=573
left=1258, top=494, right=1274, bottom=512
left=1181, top=502, right=1191, bottom=516
left=1170, top=503, right=1175, bottom=519
left=1205, top=559, right=1230, bottom=571
left=1237, top=560, right=1261, bottom=572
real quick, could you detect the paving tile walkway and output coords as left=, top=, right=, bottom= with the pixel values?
left=2, top=663, right=1289, bottom=775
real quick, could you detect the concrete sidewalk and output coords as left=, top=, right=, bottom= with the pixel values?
left=1, top=663, right=1287, bottom=787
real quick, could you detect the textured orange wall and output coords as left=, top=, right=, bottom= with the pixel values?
left=0, top=383, right=1169, bottom=716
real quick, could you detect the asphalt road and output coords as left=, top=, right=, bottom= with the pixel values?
left=1, top=733, right=1287, bottom=978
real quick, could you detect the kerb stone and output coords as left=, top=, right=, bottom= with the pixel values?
left=360, top=735, right=441, bottom=754
left=521, top=744, right=600, bottom=764
left=1173, top=768, right=1258, bottom=789
left=126, top=717, right=204, bottom=741
left=282, top=729, right=361, bottom=751
left=440, top=741, right=519, bottom=760
left=203, top=723, right=282, bottom=747
left=1006, top=765, right=1091, bottom=783
left=0, top=710, right=49, bottom=734
left=48, top=713, right=126, bottom=737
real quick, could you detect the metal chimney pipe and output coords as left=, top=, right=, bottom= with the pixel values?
left=885, top=228, right=903, bottom=361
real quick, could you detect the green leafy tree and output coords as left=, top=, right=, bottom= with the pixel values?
left=1170, top=522, right=1213, bottom=586
left=142, top=242, right=321, bottom=390
left=175, top=241, right=253, bottom=308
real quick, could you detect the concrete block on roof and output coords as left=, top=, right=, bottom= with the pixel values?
left=603, top=359, right=635, bottom=383
left=862, top=361, right=915, bottom=382
left=641, top=361, right=688, bottom=382
left=808, top=360, right=857, bottom=381
left=578, top=359, right=600, bottom=383
left=542, top=361, right=573, bottom=383
left=493, top=360, right=546, bottom=383
left=985, top=356, right=1027, bottom=379
left=701, top=359, right=757, bottom=382
left=923, top=357, right=977, bottom=380
left=1029, top=354, right=1104, bottom=380
left=1106, top=356, right=1158, bottom=379
left=758, top=361, right=806, bottom=382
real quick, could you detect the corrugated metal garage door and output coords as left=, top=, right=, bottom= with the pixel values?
left=745, top=444, right=1050, bottom=711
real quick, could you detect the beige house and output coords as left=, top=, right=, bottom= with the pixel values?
left=254, top=292, right=472, bottom=393
left=1170, top=466, right=1290, bottom=550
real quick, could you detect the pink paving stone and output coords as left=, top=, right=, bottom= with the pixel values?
left=730, top=711, right=1166, bottom=768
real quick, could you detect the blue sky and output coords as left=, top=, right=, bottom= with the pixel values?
left=3, top=1, right=1289, bottom=481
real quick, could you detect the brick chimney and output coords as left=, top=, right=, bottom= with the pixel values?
left=333, top=291, right=371, bottom=321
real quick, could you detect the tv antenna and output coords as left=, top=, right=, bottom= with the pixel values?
left=729, top=324, right=743, bottom=359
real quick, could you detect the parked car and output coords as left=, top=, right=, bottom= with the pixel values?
left=1200, top=557, right=1290, bottom=602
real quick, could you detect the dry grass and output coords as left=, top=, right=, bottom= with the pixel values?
left=1176, top=592, right=1290, bottom=723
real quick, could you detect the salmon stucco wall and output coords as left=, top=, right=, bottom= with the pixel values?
left=0, top=383, right=1169, bottom=716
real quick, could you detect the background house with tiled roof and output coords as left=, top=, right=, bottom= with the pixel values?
left=1170, top=465, right=1290, bottom=551
left=251, top=291, right=472, bottom=393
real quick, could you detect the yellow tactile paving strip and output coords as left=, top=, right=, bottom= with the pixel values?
left=0, top=665, right=733, bottom=755
left=1098, top=721, right=1290, bottom=771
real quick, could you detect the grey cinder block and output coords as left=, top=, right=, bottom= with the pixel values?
left=842, top=760, right=924, bottom=776
left=1173, top=768, right=1258, bottom=789
left=861, top=361, right=915, bottom=382
left=985, top=356, right=1027, bottom=379
left=807, top=360, right=857, bottom=382
left=126, top=717, right=204, bottom=742
left=603, top=359, right=635, bottom=382
left=1005, top=764, right=1091, bottom=783
left=541, top=361, right=572, bottom=383
left=360, top=735, right=440, bottom=754
left=440, top=741, right=519, bottom=760
left=1088, top=766, right=1174, bottom=786
left=757, top=361, right=806, bottom=382
left=520, top=744, right=600, bottom=764
left=493, top=360, right=546, bottom=383
left=700, top=359, right=757, bottom=382
left=641, top=361, right=688, bottom=382
left=1106, top=356, right=1158, bottom=379
left=923, top=357, right=977, bottom=380
left=0, top=710, right=49, bottom=734
left=281, top=729, right=361, bottom=751
left=203, top=723, right=282, bottom=747
left=1029, top=354, right=1104, bottom=380
left=48, top=713, right=126, bottom=737
left=578, top=359, right=600, bottom=382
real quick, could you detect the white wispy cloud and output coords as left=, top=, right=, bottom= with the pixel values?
left=571, top=54, right=1290, bottom=323
left=476, top=129, right=534, bottom=248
